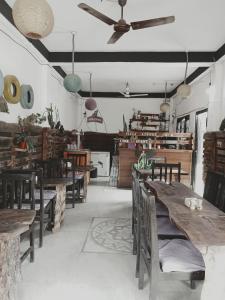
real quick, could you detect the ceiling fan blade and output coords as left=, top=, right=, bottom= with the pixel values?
left=107, top=31, right=126, bottom=44
left=131, top=16, right=175, bottom=30
left=129, top=94, right=149, bottom=97
left=78, top=3, right=117, bottom=25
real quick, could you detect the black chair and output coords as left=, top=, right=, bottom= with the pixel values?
left=61, top=158, right=82, bottom=208
left=138, top=184, right=205, bottom=299
left=1, top=169, right=55, bottom=248
left=150, top=162, right=181, bottom=184
left=203, top=170, right=225, bottom=211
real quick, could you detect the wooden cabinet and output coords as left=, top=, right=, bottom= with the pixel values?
left=118, top=148, right=136, bottom=188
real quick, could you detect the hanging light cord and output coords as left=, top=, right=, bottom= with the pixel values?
left=72, top=32, right=75, bottom=75
left=89, top=73, right=93, bottom=97
left=164, top=81, right=167, bottom=103
left=184, top=52, right=189, bottom=83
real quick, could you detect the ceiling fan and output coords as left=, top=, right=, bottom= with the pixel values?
left=78, top=0, right=175, bottom=44
left=120, top=82, right=149, bottom=98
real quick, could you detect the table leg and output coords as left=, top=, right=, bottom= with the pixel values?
left=0, top=236, right=21, bottom=300
left=198, top=245, right=225, bottom=300
left=52, top=184, right=66, bottom=233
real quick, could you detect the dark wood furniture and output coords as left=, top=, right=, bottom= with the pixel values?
left=145, top=181, right=225, bottom=300
left=1, top=169, right=55, bottom=247
left=64, top=150, right=92, bottom=201
left=129, top=112, right=169, bottom=132
left=203, top=131, right=225, bottom=177
left=136, top=162, right=182, bottom=183
left=203, top=170, right=225, bottom=212
left=138, top=185, right=205, bottom=299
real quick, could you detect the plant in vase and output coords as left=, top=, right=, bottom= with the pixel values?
left=16, top=116, right=35, bottom=151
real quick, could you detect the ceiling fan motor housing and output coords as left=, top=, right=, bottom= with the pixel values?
left=114, top=19, right=130, bottom=32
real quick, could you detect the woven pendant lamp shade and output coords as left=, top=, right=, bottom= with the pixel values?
left=64, top=74, right=82, bottom=93
left=177, top=83, right=191, bottom=98
left=85, top=98, right=97, bottom=111
left=160, top=102, right=170, bottom=113
left=12, top=0, right=54, bottom=39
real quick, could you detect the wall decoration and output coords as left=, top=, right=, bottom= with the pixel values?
left=0, top=96, right=9, bottom=113
left=0, top=69, right=4, bottom=96
left=20, top=84, right=34, bottom=109
left=64, top=33, right=82, bottom=93
left=4, top=75, right=21, bottom=104
left=87, top=110, right=103, bottom=124
left=12, top=0, right=54, bottom=39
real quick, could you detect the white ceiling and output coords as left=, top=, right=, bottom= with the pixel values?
left=6, top=0, right=224, bottom=93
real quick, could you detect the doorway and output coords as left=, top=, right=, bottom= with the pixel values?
left=193, top=109, right=208, bottom=195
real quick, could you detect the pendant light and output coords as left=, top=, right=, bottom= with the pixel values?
left=160, top=81, right=170, bottom=113
left=177, top=52, right=191, bottom=98
left=64, top=33, right=82, bottom=93
left=85, top=73, right=97, bottom=111
left=12, top=0, right=54, bottom=39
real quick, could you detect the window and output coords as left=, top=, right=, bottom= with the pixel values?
left=176, top=115, right=190, bottom=133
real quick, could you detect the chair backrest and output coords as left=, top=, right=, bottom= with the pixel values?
left=61, top=158, right=75, bottom=180
left=33, top=159, right=62, bottom=178
left=132, top=166, right=142, bottom=208
left=150, top=162, right=181, bottom=184
left=203, top=171, right=225, bottom=211
left=1, top=170, right=38, bottom=210
left=140, top=183, right=160, bottom=278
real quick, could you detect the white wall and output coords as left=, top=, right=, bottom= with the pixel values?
left=77, top=97, right=163, bottom=133
left=171, top=59, right=225, bottom=134
left=0, top=15, right=78, bottom=130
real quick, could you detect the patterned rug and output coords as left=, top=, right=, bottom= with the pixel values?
left=83, top=218, right=133, bottom=254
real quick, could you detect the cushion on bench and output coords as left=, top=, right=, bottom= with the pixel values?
left=159, top=239, right=205, bottom=273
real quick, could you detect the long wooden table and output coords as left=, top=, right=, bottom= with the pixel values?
left=145, top=181, right=225, bottom=300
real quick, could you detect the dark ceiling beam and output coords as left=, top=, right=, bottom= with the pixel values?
left=53, top=66, right=66, bottom=78
left=215, top=43, right=225, bottom=61
left=79, top=91, right=165, bottom=99
left=49, top=51, right=215, bottom=63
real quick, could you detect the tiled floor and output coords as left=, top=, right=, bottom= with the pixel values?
left=17, top=181, right=149, bottom=300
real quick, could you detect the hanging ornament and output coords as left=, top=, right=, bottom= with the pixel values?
left=12, top=0, right=54, bottom=39
left=87, top=110, right=103, bottom=124
left=160, top=81, right=170, bottom=113
left=177, top=52, right=191, bottom=98
left=85, top=73, right=97, bottom=111
left=64, top=33, right=82, bottom=93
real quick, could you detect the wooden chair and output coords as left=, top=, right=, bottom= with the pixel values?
left=65, top=152, right=88, bottom=200
left=61, top=158, right=82, bottom=208
left=1, top=169, right=55, bottom=248
left=150, top=162, right=181, bottom=184
left=132, top=169, right=186, bottom=278
left=138, top=184, right=205, bottom=299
